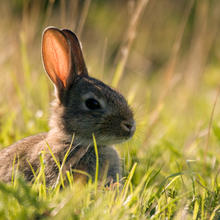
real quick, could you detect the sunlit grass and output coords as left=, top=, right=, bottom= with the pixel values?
left=0, top=0, right=220, bottom=219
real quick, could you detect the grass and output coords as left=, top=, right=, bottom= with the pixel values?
left=0, top=0, right=220, bottom=219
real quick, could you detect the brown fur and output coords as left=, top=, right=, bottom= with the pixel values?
left=0, top=27, right=135, bottom=186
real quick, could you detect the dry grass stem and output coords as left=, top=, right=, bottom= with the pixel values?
left=185, top=0, right=220, bottom=89
left=60, top=0, right=66, bottom=26
left=69, top=0, right=79, bottom=31
left=44, top=0, right=55, bottom=26
left=204, top=85, right=220, bottom=161
left=76, top=0, right=91, bottom=38
left=143, top=0, right=194, bottom=145
left=112, top=0, right=149, bottom=88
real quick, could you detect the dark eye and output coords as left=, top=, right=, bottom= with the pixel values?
left=85, top=98, right=101, bottom=110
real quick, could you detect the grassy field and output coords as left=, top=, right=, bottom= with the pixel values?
left=0, top=0, right=220, bottom=219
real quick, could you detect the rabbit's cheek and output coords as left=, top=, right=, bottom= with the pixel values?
left=98, top=115, right=134, bottom=140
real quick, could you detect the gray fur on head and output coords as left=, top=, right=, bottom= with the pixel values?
left=0, top=27, right=136, bottom=186
left=42, top=27, right=136, bottom=146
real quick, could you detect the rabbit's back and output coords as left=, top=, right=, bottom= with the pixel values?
left=0, top=133, right=47, bottom=182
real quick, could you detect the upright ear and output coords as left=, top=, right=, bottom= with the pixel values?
left=42, top=27, right=71, bottom=91
left=42, top=27, right=88, bottom=96
left=62, top=29, right=88, bottom=77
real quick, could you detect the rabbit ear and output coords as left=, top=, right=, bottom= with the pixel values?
left=42, top=27, right=72, bottom=90
left=62, top=29, right=88, bottom=77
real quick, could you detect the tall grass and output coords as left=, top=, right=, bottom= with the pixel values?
left=0, top=0, right=220, bottom=219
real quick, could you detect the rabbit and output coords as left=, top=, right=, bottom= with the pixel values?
left=0, top=27, right=136, bottom=187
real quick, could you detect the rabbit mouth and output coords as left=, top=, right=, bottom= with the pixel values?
left=93, top=135, right=132, bottom=146
left=71, top=133, right=131, bottom=146
left=92, top=120, right=136, bottom=145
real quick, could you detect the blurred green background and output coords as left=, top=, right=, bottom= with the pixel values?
left=0, top=0, right=220, bottom=219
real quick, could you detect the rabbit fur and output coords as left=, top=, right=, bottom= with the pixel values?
left=0, top=27, right=135, bottom=186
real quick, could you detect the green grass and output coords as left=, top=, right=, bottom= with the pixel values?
left=0, top=0, right=220, bottom=219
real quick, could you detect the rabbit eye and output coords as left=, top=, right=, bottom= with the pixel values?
left=85, top=98, right=101, bottom=110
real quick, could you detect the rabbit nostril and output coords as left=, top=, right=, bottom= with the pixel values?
left=121, top=120, right=136, bottom=134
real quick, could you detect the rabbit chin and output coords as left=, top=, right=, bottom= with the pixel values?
left=76, top=135, right=132, bottom=146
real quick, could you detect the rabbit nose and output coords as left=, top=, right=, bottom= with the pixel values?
left=121, top=120, right=136, bottom=135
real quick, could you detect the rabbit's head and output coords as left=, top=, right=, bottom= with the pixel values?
left=42, top=27, right=135, bottom=145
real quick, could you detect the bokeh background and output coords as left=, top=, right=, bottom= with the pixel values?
left=1, top=0, right=220, bottom=218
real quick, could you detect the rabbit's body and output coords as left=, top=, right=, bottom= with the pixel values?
left=0, top=27, right=135, bottom=186
left=0, top=133, right=46, bottom=182
left=0, top=132, right=120, bottom=186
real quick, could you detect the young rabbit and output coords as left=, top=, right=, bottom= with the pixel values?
left=0, top=27, right=135, bottom=186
